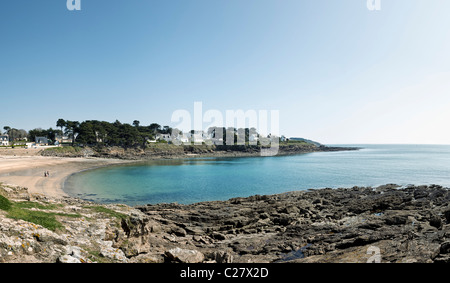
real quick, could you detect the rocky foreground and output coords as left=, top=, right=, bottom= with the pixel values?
left=1, top=183, right=450, bottom=263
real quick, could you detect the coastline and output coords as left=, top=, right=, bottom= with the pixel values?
left=0, top=154, right=134, bottom=198
left=1, top=147, right=450, bottom=263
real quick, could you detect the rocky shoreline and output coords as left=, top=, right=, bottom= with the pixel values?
left=1, top=183, right=450, bottom=263
left=40, top=143, right=359, bottom=160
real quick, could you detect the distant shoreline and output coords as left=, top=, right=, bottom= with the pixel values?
left=40, top=143, right=360, bottom=160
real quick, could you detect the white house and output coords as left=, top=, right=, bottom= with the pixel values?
left=156, top=133, right=171, bottom=142
left=177, top=135, right=190, bottom=143
left=249, top=134, right=259, bottom=143
left=25, top=142, right=35, bottom=149
left=55, top=135, right=71, bottom=145
left=189, top=131, right=205, bottom=144
left=0, top=135, right=9, bottom=146
left=211, top=138, right=224, bottom=145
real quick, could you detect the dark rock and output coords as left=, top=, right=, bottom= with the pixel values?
left=444, top=206, right=450, bottom=223
left=440, top=241, right=450, bottom=254
left=414, top=187, right=429, bottom=199
left=210, top=232, right=226, bottom=240
left=383, top=212, right=409, bottom=225
left=273, top=214, right=294, bottom=226
left=429, top=213, right=442, bottom=229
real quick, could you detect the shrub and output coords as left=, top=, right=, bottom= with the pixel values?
left=0, top=194, right=12, bottom=211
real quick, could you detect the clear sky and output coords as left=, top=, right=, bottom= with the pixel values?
left=1, top=0, right=449, bottom=144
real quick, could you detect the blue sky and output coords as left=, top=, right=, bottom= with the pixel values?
left=1, top=0, right=450, bottom=144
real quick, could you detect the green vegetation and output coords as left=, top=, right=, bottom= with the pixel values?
left=281, top=140, right=308, bottom=145
left=2, top=126, right=28, bottom=141
left=7, top=208, right=65, bottom=231
left=13, top=201, right=61, bottom=210
left=54, top=119, right=268, bottom=149
left=0, top=194, right=12, bottom=211
left=0, top=195, right=80, bottom=231
left=61, top=119, right=171, bottom=149
left=86, top=205, right=127, bottom=220
left=43, top=146, right=83, bottom=154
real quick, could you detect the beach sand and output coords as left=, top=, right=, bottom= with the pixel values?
left=0, top=150, right=131, bottom=198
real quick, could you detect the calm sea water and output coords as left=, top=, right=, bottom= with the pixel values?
left=63, top=144, right=450, bottom=206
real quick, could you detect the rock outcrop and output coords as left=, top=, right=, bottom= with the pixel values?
left=41, top=144, right=359, bottom=160
left=1, top=183, right=450, bottom=263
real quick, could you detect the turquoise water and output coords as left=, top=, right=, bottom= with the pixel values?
left=64, top=144, right=450, bottom=206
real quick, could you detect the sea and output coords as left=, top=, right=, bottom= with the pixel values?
left=63, top=144, right=450, bottom=206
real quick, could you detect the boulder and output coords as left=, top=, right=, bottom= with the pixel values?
left=165, top=247, right=205, bottom=263
left=214, top=251, right=234, bottom=263
left=57, top=255, right=81, bottom=263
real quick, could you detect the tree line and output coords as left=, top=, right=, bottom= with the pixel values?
left=3, top=119, right=267, bottom=148
left=2, top=119, right=172, bottom=147
left=56, top=119, right=173, bottom=148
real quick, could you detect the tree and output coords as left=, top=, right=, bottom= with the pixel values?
left=2, top=126, right=25, bottom=142
left=51, top=119, right=179, bottom=149
left=56, top=119, right=66, bottom=134
left=28, top=128, right=46, bottom=142
left=3, top=126, right=10, bottom=137
left=162, top=126, right=172, bottom=134
left=149, top=123, right=161, bottom=134
left=76, top=122, right=96, bottom=146
left=64, top=121, right=80, bottom=146
left=17, top=129, right=28, bottom=140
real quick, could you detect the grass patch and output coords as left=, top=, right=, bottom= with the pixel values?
left=44, top=146, right=83, bottom=153
left=86, top=206, right=127, bottom=219
left=0, top=196, right=80, bottom=231
left=13, top=201, right=60, bottom=210
left=0, top=194, right=12, bottom=211
left=285, top=140, right=308, bottom=144
left=7, top=207, right=65, bottom=231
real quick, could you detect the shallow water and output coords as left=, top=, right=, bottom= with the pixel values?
left=64, top=144, right=450, bottom=205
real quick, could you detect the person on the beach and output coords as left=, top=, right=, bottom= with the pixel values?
left=44, top=171, right=47, bottom=177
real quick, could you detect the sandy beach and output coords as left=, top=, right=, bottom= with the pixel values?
left=0, top=149, right=131, bottom=198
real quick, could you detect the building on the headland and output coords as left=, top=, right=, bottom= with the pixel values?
left=188, top=130, right=215, bottom=144
left=249, top=134, right=259, bottom=143
left=189, top=131, right=205, bottom=144
left=35, top=136, right=49, bottom=146
left=54, top=135, right=71, bottom=145
left=156, top=133, right=172, bottom=142
left=172, top=133, right=190, bottom=144
left=0, top=135, right=9, bottom=146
